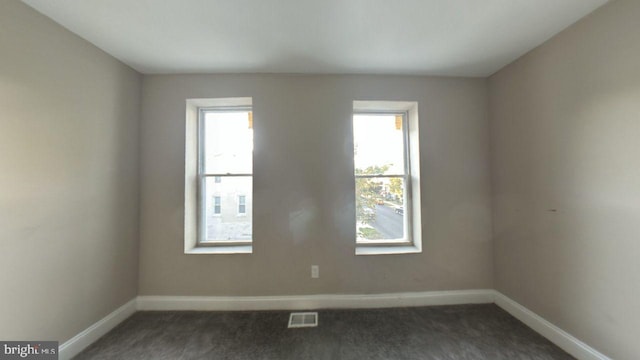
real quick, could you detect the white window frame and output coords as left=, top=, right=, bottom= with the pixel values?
left=197, top=106, right=253, bottom=247
left=354, top=111, right=412, bottom=246
left=184, top=97, right=253, bottom=254
left=353, top=101, right=422, bottom=255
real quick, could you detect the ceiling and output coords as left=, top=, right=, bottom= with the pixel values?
left=21, top=0, right=608, bottom=76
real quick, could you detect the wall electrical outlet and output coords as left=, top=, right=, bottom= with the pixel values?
left=311, top=265, right=319, bottom=279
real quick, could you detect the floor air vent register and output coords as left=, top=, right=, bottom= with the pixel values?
left=288, top=312, right=318, bottom=328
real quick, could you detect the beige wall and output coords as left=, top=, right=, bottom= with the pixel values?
left=0, top=1, right=141, bottom=344
left=489, top=1, right=640, bottom=359
left=139, top=74, right=493, bottom=296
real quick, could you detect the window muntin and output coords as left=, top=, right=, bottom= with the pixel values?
left=199, top=108, right=253, bottom=245
left=353, top=112, right=411, bottom=246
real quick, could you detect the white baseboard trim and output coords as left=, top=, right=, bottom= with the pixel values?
left=58, top=291, right=609, bottom=360
left=58, top=298, right=137, bottom=360
left=137, top=289, right=494, bottom=311
left=493, top=292, right=610, bottom=360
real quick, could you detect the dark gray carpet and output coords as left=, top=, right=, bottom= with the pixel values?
left=74, top=304, right=573, bottom=359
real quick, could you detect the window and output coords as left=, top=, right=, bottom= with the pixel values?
left=238, top=195, right=246, bottom=214
left=352, top=101, right=422, bottom=255
left=184, top=97, right=254, bottom=254
left=199, top=107, right=253, bottom=246
left=213, top=196, right=221, bottom=215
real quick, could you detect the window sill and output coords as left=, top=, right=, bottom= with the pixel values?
left=355, top=245, right=421, bottom=256
left=185, top=245, right=252, bottom=255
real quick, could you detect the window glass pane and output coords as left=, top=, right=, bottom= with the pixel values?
left=353, top=114, right=405, bottom=176
left=356, top=176, right=405, bottom=241
left=204, top=176, right=252, bottom=241
left=203, top=111, right=253, bottom=174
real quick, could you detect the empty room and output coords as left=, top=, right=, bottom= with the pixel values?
left=1, top=0, right=638, bottom=359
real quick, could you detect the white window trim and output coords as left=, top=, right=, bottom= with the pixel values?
left=353, top=101, right=422, bottom=255
left=184, top=97, right=253, bottom=255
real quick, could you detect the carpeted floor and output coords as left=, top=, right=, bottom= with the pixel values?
left=74, top=304, right=574, bottom=359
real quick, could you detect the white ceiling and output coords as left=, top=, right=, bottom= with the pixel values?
left=21, top=0, right=608, bottom=76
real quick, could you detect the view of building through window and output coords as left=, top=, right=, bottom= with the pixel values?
left=353, top=113, right=408, bottom=242
left=201, top=110, right=253, bottom=242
